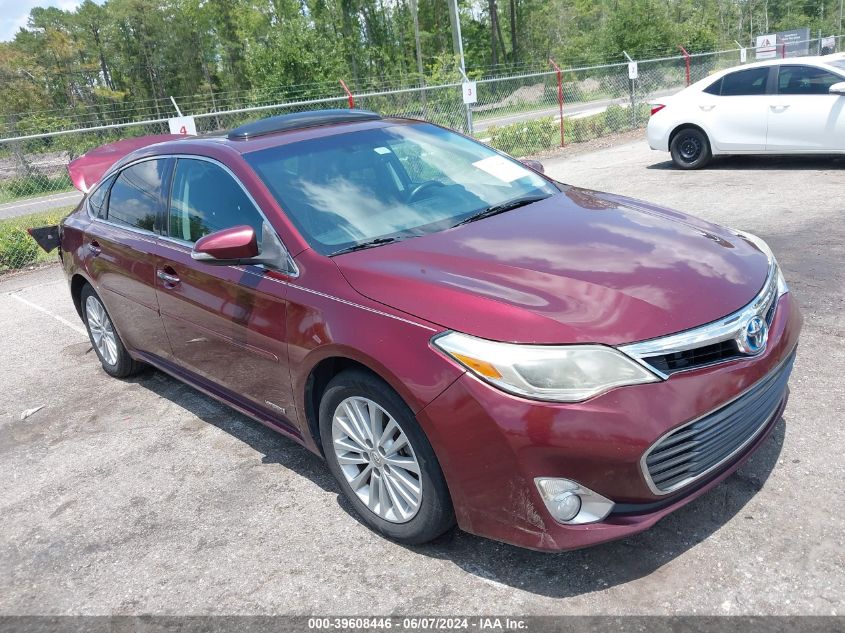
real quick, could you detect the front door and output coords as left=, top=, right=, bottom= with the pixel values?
left=766, top=64, right=845, bottom=151
left=153, top=157, right=295, bottom=424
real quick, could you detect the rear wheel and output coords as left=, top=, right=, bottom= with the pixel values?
left=670, top=127, right=712, bottom=170
left=80, top=284, right=143, bottom=378
left=319, top=369, right=455, bottom=544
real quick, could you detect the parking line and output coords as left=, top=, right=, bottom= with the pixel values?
left=8, top=292, right=88, bottom=337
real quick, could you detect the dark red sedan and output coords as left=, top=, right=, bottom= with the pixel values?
left=41, top=110, right=801, bottom=551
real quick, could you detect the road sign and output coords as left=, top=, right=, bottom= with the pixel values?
left=628, top=62, right=638, bottom=80
left=168, top=116, right=197, bottom=136
left=778, top=28, right=810, bottom=57
left=462, top=82, right=477, bottom=105
left=756, top=34, right=777, bottom=59
left=821, top=36, right=836, bottom=55
left=740, top=47, right=747, bottom=63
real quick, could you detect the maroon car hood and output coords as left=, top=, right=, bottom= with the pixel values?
left=335, top=187, right=771, bottom=345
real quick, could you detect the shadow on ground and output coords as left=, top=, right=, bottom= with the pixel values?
left=132, top=364, right=785, bottom=600
left=648, top=155, right=845, bottom=171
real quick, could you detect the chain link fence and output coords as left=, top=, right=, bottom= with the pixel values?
left=2, top=37, right=843, bottom=273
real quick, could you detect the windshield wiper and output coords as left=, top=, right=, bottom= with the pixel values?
left=331, top=236, right=403, bottom=256
left=452, top=195, right=551, bottom=228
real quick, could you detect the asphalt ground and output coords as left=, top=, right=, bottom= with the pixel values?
left=0, top=191, right=82, bottom=220
left=0, top=140, right=843, bottom=616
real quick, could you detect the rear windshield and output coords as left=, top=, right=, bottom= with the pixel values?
left=243, top=122, right=558, bottom=255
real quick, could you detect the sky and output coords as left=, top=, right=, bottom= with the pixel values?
left=0, top=0, right=88, bottom=42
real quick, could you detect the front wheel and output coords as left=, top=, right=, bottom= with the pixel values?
left=319, top=369, right=455, bottom=544
left=670, top=127, right=712, bottom=170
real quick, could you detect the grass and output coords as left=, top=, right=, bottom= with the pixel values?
left=0, top=206, right=74, bottom=273
left=0, top=174, right=74, bottom=204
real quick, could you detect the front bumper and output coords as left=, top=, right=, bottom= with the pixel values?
left=418, top=292, right=802, bottom=551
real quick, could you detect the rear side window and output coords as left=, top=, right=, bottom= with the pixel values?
left=703, top=77, right=723, bottom=95
left=167, top=158, right=264, bottom=244
left=87, top=175, right=115, bottom=219
left=106, top=160, right=167, bottom=231
left=778, top=65, right=843, bottom=95
left=710, top=67, right=770, bottom=96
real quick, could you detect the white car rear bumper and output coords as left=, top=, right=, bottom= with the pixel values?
left=646, top=115, right=672, bottom=152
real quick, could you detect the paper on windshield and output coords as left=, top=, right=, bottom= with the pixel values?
left=472, top=155, right=532, bottom=183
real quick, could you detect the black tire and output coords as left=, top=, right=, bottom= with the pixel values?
left=319, top=369, right=455, bottom=545
left=670, top=127, right=712, bottom=170
left=80, top=283, right=144, bottom=378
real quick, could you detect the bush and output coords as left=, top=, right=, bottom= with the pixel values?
left=0, top=174, right=73, bottom=203
left=487, top=117, right=559, bottom=156
left=0, top=227, right=39, bottom=269
left=0, top=207, right=73, bottom=273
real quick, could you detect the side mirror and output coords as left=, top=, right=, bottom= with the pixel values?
left=830, top=82, right=845, bottom=95
left=191, top=225, right=260, bottom=265
left=520, top=159, right=545, bottom=174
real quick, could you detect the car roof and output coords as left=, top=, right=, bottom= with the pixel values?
left=719, top=55, right=840, bottom=71
left=688, top=54, right=845, bottom=91
left=72, top=111, right=425, bottom=190
left=149, top=111, right=418, bottom=157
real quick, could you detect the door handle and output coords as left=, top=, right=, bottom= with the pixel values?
left=699, top=105, right=716, bottom=112
left=87, top=240, right=101, bottom=256
left=157, top=269, right=181, bottom=285
left=770, top=104, right=790, bottom=112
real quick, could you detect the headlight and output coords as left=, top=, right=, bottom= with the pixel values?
left=734, top=230, right=788, bottom=297
left=432, top=331, right=660, bottom=403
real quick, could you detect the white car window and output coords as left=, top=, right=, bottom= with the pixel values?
left=777, top=65, right=843, bottom=95
left=707, top=67, right=770, bottom=96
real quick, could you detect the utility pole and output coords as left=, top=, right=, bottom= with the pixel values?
left=447, top=0, right=473, bottom=134
left=409, top=0, right=426, bottom=111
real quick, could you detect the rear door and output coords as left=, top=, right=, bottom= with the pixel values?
left=700, top=66, right=772, bottom=152
left=766, top=64, right=845, bottom=151
left=83, top=158, right=173, bottom=360
left=154, top=156, right=296, bottom=424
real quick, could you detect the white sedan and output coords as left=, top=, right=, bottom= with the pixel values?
left=647, top=56, right=845, bottom=169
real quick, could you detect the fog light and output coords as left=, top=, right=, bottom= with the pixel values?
left=553, top=491, right=581, bottom=521
left=535, top=477, right=615, bottom=525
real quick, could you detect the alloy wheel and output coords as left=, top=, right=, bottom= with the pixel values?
left=85, top=295, right=119, bottom=366
left=331, top=396, right=423, bottom=523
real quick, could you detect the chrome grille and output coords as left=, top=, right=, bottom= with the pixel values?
left=619, top=260, right=783, bottom=378
left=642, top=351, right=795, bottom=495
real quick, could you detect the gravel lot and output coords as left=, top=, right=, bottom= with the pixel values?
left=1, top=140, right=843, bottom=616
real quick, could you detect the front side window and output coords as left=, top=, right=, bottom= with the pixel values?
left=167, top=158, right=264, bottom=244
left=107, top=160, right=167, bottom=231
left=244, top=123, right=558, bottom=255
left=778, top=65, right=843, bottom=95
left=718, top=67, right=770, bottom=96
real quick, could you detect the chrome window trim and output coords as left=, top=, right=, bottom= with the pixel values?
left=87, top=155, right=164, bottom=223
left=166, top=154, right=299, bottom=277
left=90, top=217, right=159, bottom=242
left=90, top=152, right=299, bottom=277
left=618, top=260, right=782, bottom=380
left=639, top=347, right=795, bottom=496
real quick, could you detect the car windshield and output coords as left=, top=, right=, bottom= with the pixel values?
left=243, top=122, right=559, bottom=255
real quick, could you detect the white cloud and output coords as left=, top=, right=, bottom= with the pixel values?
left=0, top=0, right=90, bottom=42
